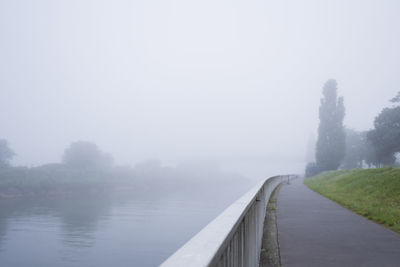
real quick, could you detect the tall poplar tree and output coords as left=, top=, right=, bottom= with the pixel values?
left=315, top=79, right=346, bottom=171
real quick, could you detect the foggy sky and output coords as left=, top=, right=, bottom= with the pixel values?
left=1, top=0, right=399, bottom=177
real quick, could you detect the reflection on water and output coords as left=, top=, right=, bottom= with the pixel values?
left=58, top=196, right=112, bottom=249
left=0, top=193, right=227, bottom=267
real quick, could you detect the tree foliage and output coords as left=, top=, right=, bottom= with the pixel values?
left=367, top=106, right=400, bottom=166
left=0, top=139, right=15, bottom=167
left=341, top=129, right=366, bottom=169
left=315, top=79, right=346, bottom=171
left=62, top=141, right=113, bottom=170
left=362, top=136, right=378, bottom=168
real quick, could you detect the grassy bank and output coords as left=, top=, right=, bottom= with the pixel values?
left=304, top=168, right=400, bottom=234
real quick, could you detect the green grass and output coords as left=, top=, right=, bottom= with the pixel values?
left=304, top=167, right=400, bottom=234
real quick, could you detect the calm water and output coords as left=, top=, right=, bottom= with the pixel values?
left=0, top=193, right=228, bottom=267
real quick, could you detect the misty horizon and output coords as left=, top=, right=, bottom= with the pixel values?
left=2, top=0, right=400, bottom=177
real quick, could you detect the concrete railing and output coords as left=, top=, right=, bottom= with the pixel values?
left=160, top=175, right=296, bottom=267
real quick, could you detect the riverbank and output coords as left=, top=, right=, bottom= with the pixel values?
left=304, top=168, right=400, bottom=234
left=0, top=164, right=251, bottom=203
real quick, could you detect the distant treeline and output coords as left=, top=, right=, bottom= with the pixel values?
left=306, top=80, right=400, bottom=177
left=0, top=141, right=248, bottom=199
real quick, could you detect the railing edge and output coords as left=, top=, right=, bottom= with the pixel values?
left=160, top=175, right=287, bottom=267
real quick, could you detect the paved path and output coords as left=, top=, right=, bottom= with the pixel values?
left=277, top=177, right=400, bottom=267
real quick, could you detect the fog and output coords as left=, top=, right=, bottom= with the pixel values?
left=2, top=1, right=400, bottom=266
left=1, top=0, right=400, bottom=178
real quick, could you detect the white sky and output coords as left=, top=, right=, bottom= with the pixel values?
left=1, top=0, right=399, bottom=176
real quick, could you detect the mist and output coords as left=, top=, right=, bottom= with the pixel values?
left=1, top=1, right=400, bottom=266
left=1, top=0, right=399, bottom=178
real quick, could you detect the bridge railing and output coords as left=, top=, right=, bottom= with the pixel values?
left=160, top=175, right=296, bottom=267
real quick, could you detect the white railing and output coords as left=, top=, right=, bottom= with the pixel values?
left=160, top=175, right=294, bottom=267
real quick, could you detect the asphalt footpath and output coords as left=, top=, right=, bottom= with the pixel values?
left=277, top=177, right=400, bottom=267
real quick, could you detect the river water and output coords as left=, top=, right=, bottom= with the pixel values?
left=0, top=193, right=230, bottom=267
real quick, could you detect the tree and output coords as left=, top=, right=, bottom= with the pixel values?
left=390, top=92, right=400, bottom=103
left=363, top=138, right=379, bottom=168
left=315, top=79, right=346, bottom=171
left=0, top=139, right=15, bottom=167
left=341, top=129, right=366, bottom=169
left=367, top=106, right=400, bottom=166
left=62, top=141, right=113, bottom=170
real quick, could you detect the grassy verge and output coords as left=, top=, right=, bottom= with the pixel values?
left=304, top=167, right=400, bottom=234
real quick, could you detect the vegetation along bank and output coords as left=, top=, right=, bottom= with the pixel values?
left=305, top=168, right=400, bottom=234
